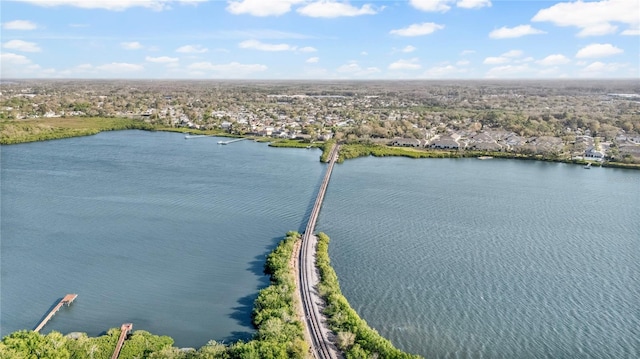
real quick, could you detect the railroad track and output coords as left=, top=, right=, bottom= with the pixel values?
left=299, top=144, right=340, bottom=359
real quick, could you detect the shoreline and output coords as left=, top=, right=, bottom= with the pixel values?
left=2, top=118, right=638, bottom=171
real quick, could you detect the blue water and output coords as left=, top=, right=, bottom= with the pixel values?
left=2, top=132, right=639, bottom=358
left=318, top=156, right=640, bottom=358
left=1, top=131, right=324, bottom=347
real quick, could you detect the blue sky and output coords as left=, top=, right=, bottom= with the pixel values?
left=1, top=0, right=638, bottom=79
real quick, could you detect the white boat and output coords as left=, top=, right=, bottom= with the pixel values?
left=584, top=163, right=591, bottom=169
left=185, top=134, right=206, bottom=139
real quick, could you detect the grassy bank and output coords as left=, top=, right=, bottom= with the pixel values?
left=316, top=232, right=422, bottom=359
left=267, top=139, right=320, bottom=149
left=0, top=117, right=156, bottom=145
left=337, top=143, right=640, bottom=169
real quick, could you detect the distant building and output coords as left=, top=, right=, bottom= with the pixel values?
left=585, top=147, right=604, bottom=159
left=429, top=135, right=462, bottom=150
left=390, top=138, right=421, bottom=147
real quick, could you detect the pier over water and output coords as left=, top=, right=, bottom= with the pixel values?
left=33, top=294, right=77, bottom=333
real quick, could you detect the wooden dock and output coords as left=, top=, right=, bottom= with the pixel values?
left=217, top=138, right=246, bottom=145
left=33, top=294, right=77, bottom=333
left=111, top=323, right=133, bottom=359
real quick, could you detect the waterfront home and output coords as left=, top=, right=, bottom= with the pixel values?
left=585, top=147, right=605, bottom=160
left=429, top=135, right=462, bottom=150
left=391, top=138, right=422, bottom=147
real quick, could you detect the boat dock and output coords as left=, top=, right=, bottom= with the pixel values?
left=217, top=138, right=247, bottom=145
left=111, top=323, right=133, bottom=359
left=33, top=294, right=77, bottom=333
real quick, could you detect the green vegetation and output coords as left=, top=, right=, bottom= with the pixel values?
left=316, top=232, right=422, bottom=359
left=1, top=232, right=307, bottom=359
left=337, top=143, right=640, bottom=169
left=320, top=140, right=336, bottom=163
left=0, top=117, right=155, bottom=145
left=267, top=139, right=318, bottom=149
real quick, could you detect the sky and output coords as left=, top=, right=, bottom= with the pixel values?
left=1, top=0, right=639, bottom=79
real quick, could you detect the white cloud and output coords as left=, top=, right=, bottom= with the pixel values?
left=226, top=0, right=303, bottom=16
left=576, top=23, right=618, bottom=37
left=502, top=49, right=523, bottom=58
left=298, top=46, right=317, bottom=53
left=489, top=24, right=546, bottom=39
left=238, top=40, right=316, bottom=52
left=423, top=64, right=466, bottom=77
left=575, top=43, right=623, bottom=58
left=402, top=45, right=417, bottom=53
left=621, top=27, right=640, bottom=36
left=390, top=22, right=444, bottom=37
left=456, top=60, right=470, bottom=66
left=388, top=58, right=421, bottom=70
left=579, top=61, right=628, bottom=76
left=306, top=57, right=319, bottom=63
left=483, top=56, right=510, bottom=65
left=485, top=64, right=533, bottom=78
left=297, top=1, right=377, bottom=18
left=460, top=49, right=475, bottom=56
left=0, top=52, right=31, bottom=65
left=239, top=39, right=295, bottom=51
left=410, top=0, right=452, bottom=12
left=410, top=0, right=490, bottom=12
left=457, top=0, right=491, bottom=9
left=336, top=61, right=380, bottom=76
left=146, top=56, right=179, bottom=63
left=2, top=40, right=41, bottom=52
left=361, top=51, right=368, bottom=56
left=537, top=54, right=570, bottom=66
left=121, top=41, right=143, bottom=50
left=532, top=0, right=639, bottom=37
left=176, top=44, right=208, bottom=53
left=3, top=20, right=37, bottom=30
left=10, top=0, right=207, bottom=11
left=96, top=62, right=144, bottom=72
left=188, top=61, right=268, bottom=75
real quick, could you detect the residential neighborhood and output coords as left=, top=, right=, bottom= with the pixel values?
left=1, top=79, right=639, bottom=163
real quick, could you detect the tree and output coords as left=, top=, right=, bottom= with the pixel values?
left=337, top=331, right=356, bottom=350
left=0, top=330, right=70, bottom=359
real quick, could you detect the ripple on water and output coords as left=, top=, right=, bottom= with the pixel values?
left=320, top=157, right=640, bottom=359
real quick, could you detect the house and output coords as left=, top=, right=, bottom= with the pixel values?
left=429, top=135, right=462, bottom=150
left=391, top=138, right=421, bottom=147
left=585, top=147, right=604, bottom=159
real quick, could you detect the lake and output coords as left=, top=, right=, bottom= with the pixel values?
left=319, top=156, right=639, bottom=359
left=2, top=131, right=639, bottom=358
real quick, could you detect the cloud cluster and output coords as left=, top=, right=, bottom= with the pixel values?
left=575, top=43, right=623, bottom=58
left=2, top=20, right=38, bottom=30
left=410, top=0, right=491, bottom=12
left=239, top=39, right=316, bottom=52
left=121, top=41, right=143, bottom=50
left=3, top=40, right=41, bottom=52
left=390, top=22, right=444, bottom=37
left=10, top=0, right=206, bottom=11
left=489, top=25, right=545, bottom=39
left=176, top=44, right=208, bottom=53
left=227, top=0, right=378, bottom=18
left=532, top=0, right=640, bottom=36
left=389, top=58, right=421, bottom=70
